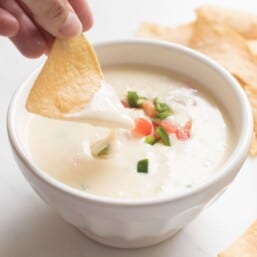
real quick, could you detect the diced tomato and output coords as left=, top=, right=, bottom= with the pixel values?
left=133, top=118, right=153, bottom=137
left=142, top=100, right=157, bottom=118
left=121, top=99, right=129, bottom=108
left=176, top=120, right=192, bottom=140
left=159, top=120, right=177, bottom=134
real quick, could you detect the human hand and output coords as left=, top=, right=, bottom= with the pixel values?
left=0, top=0, right=93, bottom=58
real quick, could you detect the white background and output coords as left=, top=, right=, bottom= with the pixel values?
left=1, top=0, right=257, bottom=256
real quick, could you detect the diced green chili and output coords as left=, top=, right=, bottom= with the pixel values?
left=137, top=159, right=149, bottom=173
left=153, top=97, right=162, bottom=112
left=157, top=110, right=172, bottom=120
left=145, top=135, right=159, bottom=145
left=127, top=91, right=138, bottom=107
left=156, top=126, right=171, bottom=146
left=153, top=97, right=173, bottom=120
left=127, top=91, right=147, bottom=107
left=97, top=143, right=111, bottom=157
left=136, top=97, right=147, bottom=107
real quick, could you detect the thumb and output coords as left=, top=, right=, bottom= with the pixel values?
left=21, top=0, right=82, bottom=38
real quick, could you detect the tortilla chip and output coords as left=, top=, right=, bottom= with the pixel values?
left=196, top=5, right=257, bottom=39
left=218, top=220, right=257, bottom=257
left=138, top=22, right=193, bottom=46
left=189, top=14, right=257, bottom=89
left=244, top=85, right=257, bottom=156
left=250, top=132, right=257, bottom=156
left=26, top=34, right=103, bottom=119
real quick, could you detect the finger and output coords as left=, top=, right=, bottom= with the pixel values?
left=68, top=0, right=93, bottom=31
left=0, top=8, right=19, bottom=37
left=17, top=1, right=54, bottom=53
left=21, top=0, right=82, bottom=38
left=1, top=0, right=47, bottom=58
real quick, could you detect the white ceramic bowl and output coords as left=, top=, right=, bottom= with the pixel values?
left=7, top=40, right=253, bottom=248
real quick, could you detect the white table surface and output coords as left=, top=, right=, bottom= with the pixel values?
left=1, top=0, right=257, bottom=256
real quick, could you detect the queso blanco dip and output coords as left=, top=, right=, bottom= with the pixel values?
left=28, top=65, right=232, bottom=200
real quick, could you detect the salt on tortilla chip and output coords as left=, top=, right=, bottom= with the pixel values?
left=138, top=22, right=193, bottom=46
left=189, top=14, right=257, bottom=89
left=218, top=220, right=257, bottom=257
left=196, top=4, right=257, bottom=39
left=26, top=34, right=103, bottom=119
left=244, top=85, right=257, bottom=156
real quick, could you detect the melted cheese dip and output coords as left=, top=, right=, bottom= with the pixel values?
left=28, top=65, right=232, bottom=200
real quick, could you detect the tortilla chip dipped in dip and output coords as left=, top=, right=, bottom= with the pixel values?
left=26, top=34, right=133, bottom=129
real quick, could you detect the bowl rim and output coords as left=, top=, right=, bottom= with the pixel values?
left=7, top=39, right=253, bottom=207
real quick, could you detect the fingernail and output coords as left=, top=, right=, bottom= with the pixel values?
left=59, top=11, right=82, bottom=38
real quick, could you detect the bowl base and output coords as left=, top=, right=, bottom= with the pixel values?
left=78, top=227, right=181, bottom=248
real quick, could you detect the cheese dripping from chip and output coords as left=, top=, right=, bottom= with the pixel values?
left=26, top=34, right=133, bottom=129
